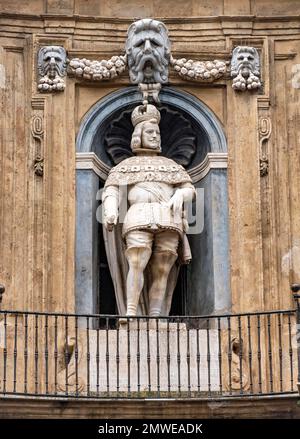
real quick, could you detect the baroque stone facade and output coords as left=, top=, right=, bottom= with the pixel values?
left=0, top=0, right=300, bottom=416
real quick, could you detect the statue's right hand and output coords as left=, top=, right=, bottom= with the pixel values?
left=104, top=214, right=117, bottom=231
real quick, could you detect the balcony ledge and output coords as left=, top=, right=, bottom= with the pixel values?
left=0, top=394, right=299, bottom=419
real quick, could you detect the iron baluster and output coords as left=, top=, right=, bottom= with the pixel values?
left=75, top=316, right=79, bottom=397
left=137, top=318, right=141, bottom=396
left=34, top=314, right=39, bottom=394
left=206, top=319, right=211, bottom=396
left=238, top=316, right=243, bottom=395
left=54, top=315, right=58, bottom=395
left=156, top=318, right=160, bottom=397
left=187, top=318, right=191, bottom=398
left=13, top=313, right=18, bottom=393
left=217, top=317, right=223, bottom=395
left=86, top=317, right=90, bottom=396
left=257, top=315, right=262, bottom=394
left=24, top=313, right=28, bottom=394
left=45, top=315, right=49, bottom=395
left=267, top=314, right=273, bottom=393
left=247, top=315, right=253, bottom=394
left=177, top=318, right=181, bottom=396
left=167, top=318, right=171, bottom=396
left=127, top=317, right=130, bottom=397
left=288, top=313, right=294, bottom=391
left=227, top=316, right=232, bottom=395
left=146, top=318, right=151, bottom=394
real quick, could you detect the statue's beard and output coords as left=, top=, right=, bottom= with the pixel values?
left=44, top=63, right=61, bottom=78
left=130, top=48, right=168, bottom=83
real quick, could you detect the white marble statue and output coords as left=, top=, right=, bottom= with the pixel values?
left=102, top=104, right=196, bottom=317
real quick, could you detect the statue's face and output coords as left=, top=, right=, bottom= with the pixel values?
left=126, top=19, right=170, bottom=84
left=236, top=51, right=255, bottom=77
left=38, top=46, right=67, bottom=78
left=231, top=46, right=259, bottom=78
left=142, top=122, right=161, bottom=150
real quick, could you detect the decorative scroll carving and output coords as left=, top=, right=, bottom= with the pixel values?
left=231, top=46, right=261, bottom=91
left=170, top=56, right=227, bottom=82
left=0, top=284, right=5, bottom=305
left=104, top=106, right=196, bottom=166
left=33, top=156, right=44, bottom=177
left=31, top=105, right=45, bottom=177
left=125, top=18, right=171, bottom=84
left=225, top=337, right=250, bottom=392
left=68, top=54, right=127, bottom=81
left=259, top=116, right=272, bottom=177
left=259, top=157, right=269, bottom=177
left=37, top=46, right=67, bottom=92
left=57, top=336, right=85, bottom=394
left=31, top=114, right=43, bottom=140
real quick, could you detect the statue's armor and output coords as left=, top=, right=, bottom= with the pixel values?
left=104, top=155, right=193, bottom=237
left=105, top=155, right=192, bottom=186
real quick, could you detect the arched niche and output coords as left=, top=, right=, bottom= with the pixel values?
left=75, top=86, right=230, bottom=317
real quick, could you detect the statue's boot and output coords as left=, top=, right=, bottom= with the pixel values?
left=125, top=246, right=152, bottom=316
left=148, top=250, right=178, bottom=317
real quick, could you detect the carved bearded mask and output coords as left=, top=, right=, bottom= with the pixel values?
left=38, top=46, right=67, bottom=79
left=231, top=46, right=260, bottom=79
left=125, top=18, right=171, bottom=84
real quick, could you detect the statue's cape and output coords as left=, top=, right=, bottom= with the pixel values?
left=103, top=155, right=192, bottom=316
left=104, top=155, right=192, bottom=187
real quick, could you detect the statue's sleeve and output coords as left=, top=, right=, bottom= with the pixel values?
left=102, top=185, right=119, bottom=222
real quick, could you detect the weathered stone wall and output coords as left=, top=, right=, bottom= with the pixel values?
left=0, top=0, right=300, bottom=316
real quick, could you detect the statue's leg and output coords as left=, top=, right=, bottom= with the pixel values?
left=125, top=231, right=152, bottom=316
left=148, top=230, right=179, bottom=317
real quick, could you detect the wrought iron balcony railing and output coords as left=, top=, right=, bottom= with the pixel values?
left=0, top=308, right=299, bottom=399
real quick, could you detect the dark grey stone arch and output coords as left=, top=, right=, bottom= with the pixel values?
left=76, top=86, right=230, bottom=316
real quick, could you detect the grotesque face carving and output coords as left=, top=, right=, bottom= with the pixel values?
left=231, top=46, right=260, bottom=79
left=125, top=18, right=171, bottom=84
left=38, top=46, right=67, bottom=79
left=141, top=122, right=161, bottom=150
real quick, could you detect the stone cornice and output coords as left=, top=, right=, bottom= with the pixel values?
left=1, top=12, right=300, bottom=22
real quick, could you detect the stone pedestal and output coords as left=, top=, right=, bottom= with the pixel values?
left=87, top=323, right=220, bottom=394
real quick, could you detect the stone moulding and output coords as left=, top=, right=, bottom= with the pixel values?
left=75, top=152, right=110, bottom=181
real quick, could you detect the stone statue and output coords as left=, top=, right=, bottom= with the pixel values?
left=102, top=104, right=196, bottom=317
left=125, top=18, right=171, bottom=84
